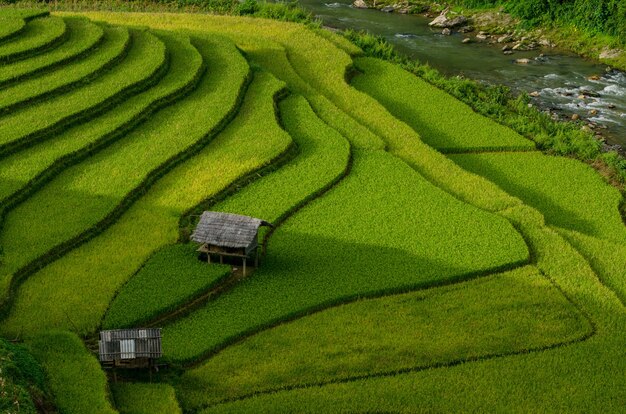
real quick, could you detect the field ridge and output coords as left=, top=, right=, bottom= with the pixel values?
left=0, top=16, right=104, bottom=89
left=0, top=28, right=168, bottom=158
left=0, top=15, right=67, bottom=64
left=0, top=45, right=252, bottom=322
left=0, top=30, right=205, bottom=232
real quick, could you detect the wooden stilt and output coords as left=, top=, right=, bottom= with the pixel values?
left=254, top=248, right=259, bottom=268
left=220, top=255, right=223, bottom=264
left=243, top=257, right=246, bottom=277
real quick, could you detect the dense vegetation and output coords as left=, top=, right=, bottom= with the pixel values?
left=0, top=6, right=623, bottom=413
left=454, top=0, right=626, bottom=42
left=0, top=337, right=47, bottom=413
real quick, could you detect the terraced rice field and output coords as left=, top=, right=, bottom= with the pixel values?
left=0, top=7, right=624, bottom=414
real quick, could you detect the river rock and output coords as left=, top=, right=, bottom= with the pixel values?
left=381, top=6, right=395, bottom=12
left=441, top=28, right=451, bottom=36
left=462, top=37, right=471, bottom=44
left=589, top=109, right=598, bottom=116
left=458, top=25, right=474, bottom=33
left=503, top=50, right=513, bottom=55
left=580, top=89, right=600, bottom=98
left=529, top=91, right=540, bottom=97
left=608, top=104, right=616, bottom=109
left=502, top=45, right=511, bottom=52
left=515, top=58, right=531, bottom=64
left=599, top=48, right=622, bottom=60
left=538, top=38, right=554, bottom=48
left=429, top=12, right=468, bottom=28
left=571, top=113, right=580, bottom=121
left=352, top=0, right=368, bottom=9
left=497, top=35, right=512, bottom=43
left=476, top=34, right=488, bottom=41
left=588, top=75, right=601, bottom=81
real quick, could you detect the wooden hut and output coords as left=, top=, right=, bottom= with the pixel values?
left=191, top=211, right=272, bottom=276
left=98, top=328, right=162, bottom=369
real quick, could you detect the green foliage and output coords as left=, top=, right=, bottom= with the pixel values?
left=213, top=94, right=349, bottom=229
left=0, top=336, right=47, bottom=413
left=104, top=244, right=230, bottom=329
left=0, top=16, right=104, bottom=86
left=163, top=151, right=529, bottom=363
left=112, top=383, right=182, bottom=414
left=27, top=331, right=116, bottom=414
left=344, top=29, right=396, bottom=61
left=450, top=152, right=626, bottom=243
left=181, top=266, right=587, bottom=409
left=352, top=57, right=534, bottom=152
left=0, top=67, right=290, bottom=338
left=239, top=0, right=312, bottom=25
left=0, top=15, right=66, bottom=63
left=442, top=0, right=626, bottom=43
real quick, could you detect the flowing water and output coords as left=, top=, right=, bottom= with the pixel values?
left=302, top=0, right=626, bottom=148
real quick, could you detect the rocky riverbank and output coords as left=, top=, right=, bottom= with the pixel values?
left=350, top=1, right=625, bottom=71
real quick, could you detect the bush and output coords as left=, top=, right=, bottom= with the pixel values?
left=0, top=337, right=47, bottom=413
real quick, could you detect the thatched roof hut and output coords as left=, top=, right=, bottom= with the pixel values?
left=191, top=212, right=272, bottom=275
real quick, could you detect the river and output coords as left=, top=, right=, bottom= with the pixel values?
left=299, top=0, right=626, bottom=148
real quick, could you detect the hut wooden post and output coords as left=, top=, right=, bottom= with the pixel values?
left=191, top=212, right=273, bottom=276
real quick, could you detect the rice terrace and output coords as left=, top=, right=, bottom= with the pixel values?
left=0, top=1, right=625, bottom=413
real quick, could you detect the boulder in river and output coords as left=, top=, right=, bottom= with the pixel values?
left=515, top=58, right=531, bottom=65
left=429, top=11, right=468, bottom=28
left=599, top=48, right=622, bottom=60
left=381, top=6, right=395, bottom=13
left=462, top=38, right=471, bottom=44
left=497, top=35, right=512, bottom=43
left=352, top=0, right=368, bottom=9
left=458, top=26, right=474, bottom=33
left=476, top=34, right=488, bottom=41
left=441, top=28, right=451, bottom=36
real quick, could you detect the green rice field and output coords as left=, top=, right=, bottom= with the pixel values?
left=0, top=6, right=623, bottom=413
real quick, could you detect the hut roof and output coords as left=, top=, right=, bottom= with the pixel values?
left=98, top=328, right=162, bottom=362
left=191, top=211, right=272, bottom=248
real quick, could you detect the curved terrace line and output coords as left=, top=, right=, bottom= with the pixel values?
left=0, top=50, right=253, bottom=322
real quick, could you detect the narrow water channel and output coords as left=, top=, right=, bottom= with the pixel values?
left=302, top=0, right=626, bottom=148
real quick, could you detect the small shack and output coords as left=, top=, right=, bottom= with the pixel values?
left=98, top=328, right=162, bottom=369
left=191, top=211, right=272, bottom=276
